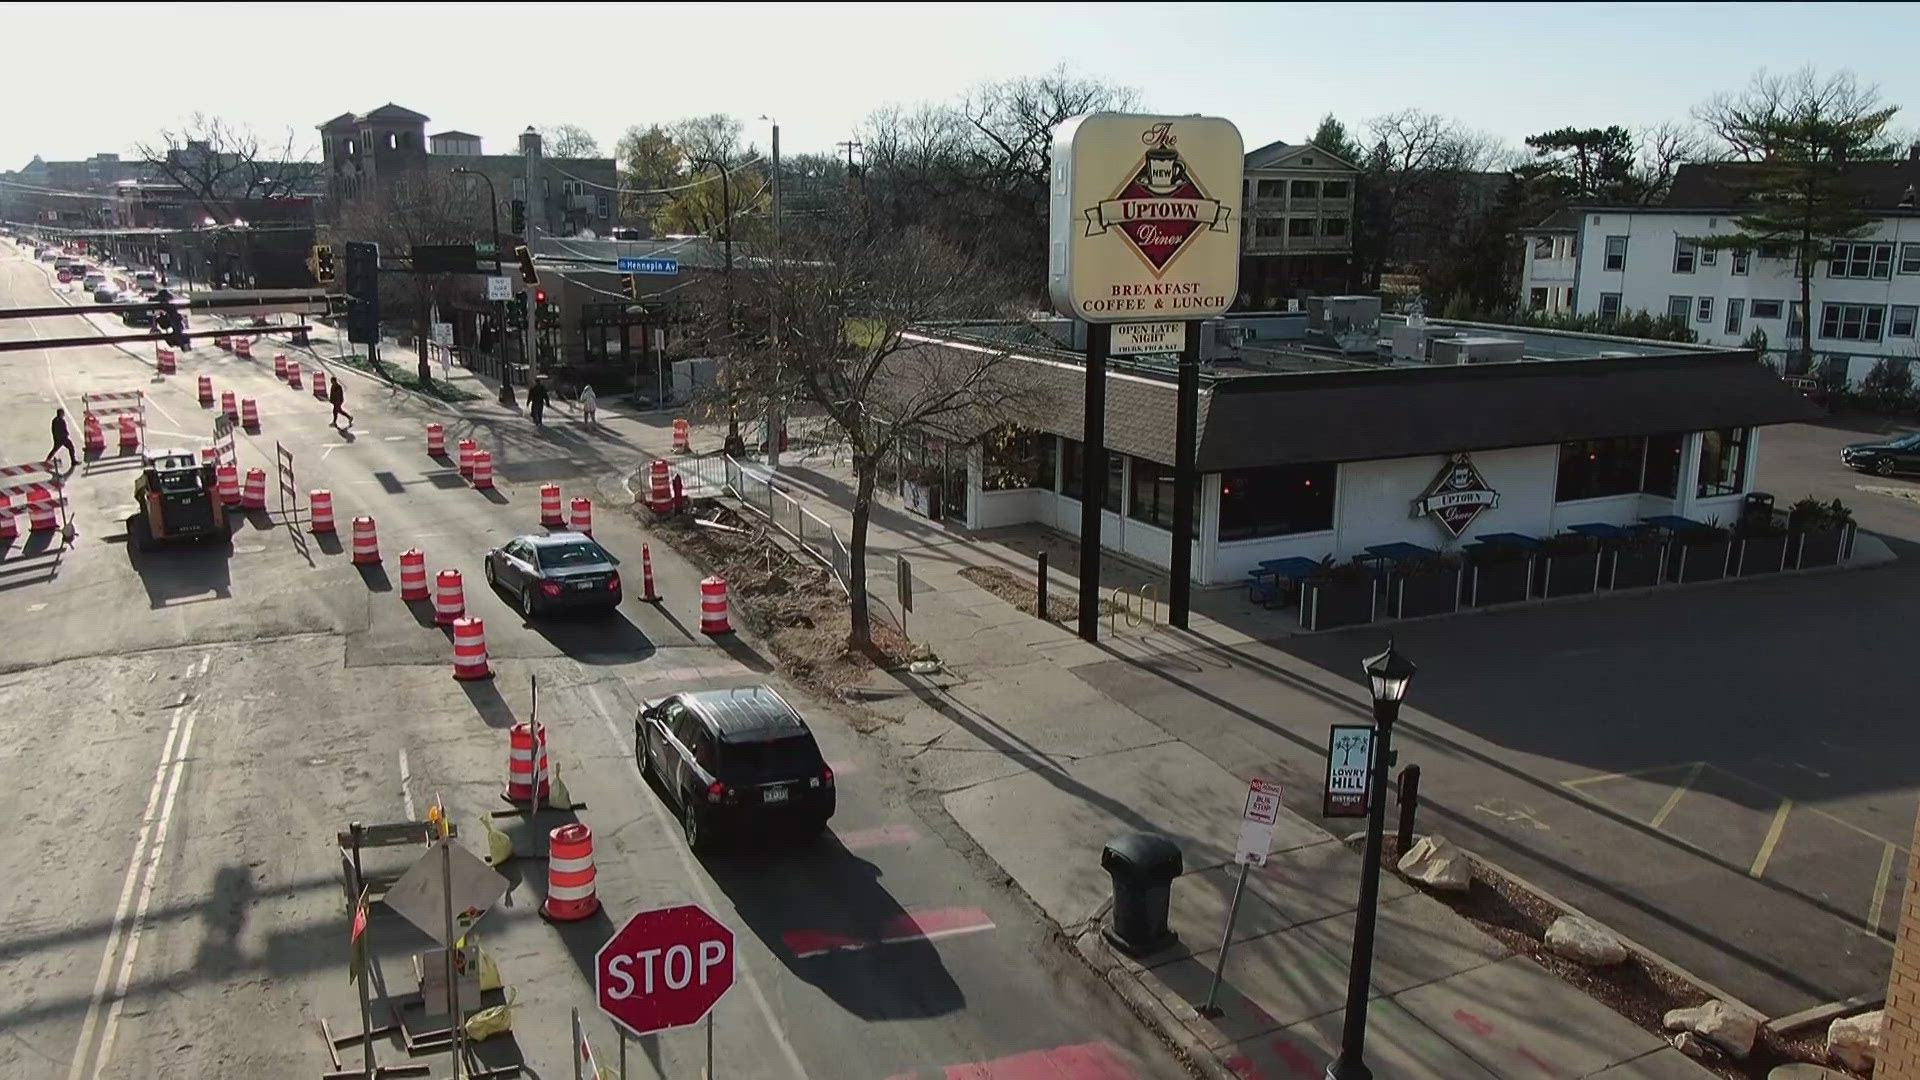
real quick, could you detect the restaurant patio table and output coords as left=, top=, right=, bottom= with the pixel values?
left=1641, top=514, right=1706, bottom=533
left=1363, top=542, right=1438, bottom=563
left=1257, top=556, right=1325, bottom=581
left=1566, top=522, right=1630, bottom=539
left=1472, top=532, right=1542, bottom=549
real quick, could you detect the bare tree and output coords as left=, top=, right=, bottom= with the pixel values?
left=538, top=123, right=601, bottom=157
left=1695, top=67, right=1902, bottom=162
left=1634, top=121, right=1714, bottom=203
left=1358, top=108, right=1512, bottom=286
left=332, top=171, right=491, bottom=383
left=134, top=113, right=316, bottom=222
left=693, top=201, right=1040, bottom=652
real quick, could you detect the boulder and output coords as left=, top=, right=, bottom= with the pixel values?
left=1396, top=835, right=1471, bottom=892
left=1827, top=1009, right=1884, bottom=1072
left=1545, top=914, right=1628, bottom=966
left=1661, top=1000, right=1757, bottom=1058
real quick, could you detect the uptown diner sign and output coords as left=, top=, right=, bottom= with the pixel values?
left=1412, top=453, right=1501, bottom=537
left=1048, top=114, right=1243, bottom=323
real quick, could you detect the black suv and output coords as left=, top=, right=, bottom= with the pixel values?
left=636, top=686, right=834, bottom=851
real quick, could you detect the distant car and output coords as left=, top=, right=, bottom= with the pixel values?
left=1842, top=432, right=1920, bottom=476
left=636, top=686, right=836, bottom=851
left=121, top=301, right=154, bottom=327
left=92, top=285, right=117, bottom=304
left=483, top=531, right=622, bottom=617
left=82, top=272, right=107, bottom=292
left=53, top=256, right=75, bottom=272
left=133, top=270, right=159, bottom=294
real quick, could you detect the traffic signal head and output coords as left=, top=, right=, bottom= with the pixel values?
left=510, top=199, right=526, bottom=235
left=622, top=274, right=638, bottom=300
left=516, top=245, right=539, bottom=286
left=343, top=241, right=379, bottom=299
left=534, top=289, right=548, bottom=306
left=312, top=244, right=336, bottom=284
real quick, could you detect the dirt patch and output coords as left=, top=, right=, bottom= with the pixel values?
left=642, top=498, right=914, bottom=693
left=1352, top=835, right=1863, bottom=1078
left=959, top=563, right=1121, bottom=623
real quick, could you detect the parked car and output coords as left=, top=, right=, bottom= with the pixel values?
left=1841, top=432, right=1920, bottom=476
left=482, top=531, right=622, bottom=616
left=635, top=686, right=836, bottom=851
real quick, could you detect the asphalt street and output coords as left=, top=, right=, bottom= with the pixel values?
left=0, top=241, right=1181, bottom=1079
left=1074, top=414, right=1920, bottom=1020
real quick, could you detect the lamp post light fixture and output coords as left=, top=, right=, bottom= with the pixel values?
left=1328, top=639, right=1417, bottom=1080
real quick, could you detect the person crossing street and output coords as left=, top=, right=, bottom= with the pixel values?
left=47, top=408, right=75, bottom=469
left=579, top=383, right=597, bottom=426
left=329, top=378, right=353, bottom=429
left=528, top=376, right=549, bottom=428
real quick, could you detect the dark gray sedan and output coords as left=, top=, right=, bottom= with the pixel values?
left=484, top=532, right=622, bottom=617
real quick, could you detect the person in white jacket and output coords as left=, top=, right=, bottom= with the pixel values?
left=579, top=384, right=598, bottom=426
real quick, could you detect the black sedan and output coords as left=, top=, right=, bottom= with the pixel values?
left=1841, top=432, right=1920, bottom=476
left=484, top=532, right=622, bottom=617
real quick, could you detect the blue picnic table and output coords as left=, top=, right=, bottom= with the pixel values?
left=1246, top=556, right=1324, bottom=607
left=1471, top=532, right=1541, bottom=549
left=1363, top=542, right=1437, bottom=563
left=1641, top=514, right=1706, bottom=533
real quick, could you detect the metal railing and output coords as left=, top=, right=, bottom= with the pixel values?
left=680, top=452, right=854, bottom=593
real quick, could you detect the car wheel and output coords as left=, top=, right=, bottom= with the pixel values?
left=1876, top=457, right=1898, bottom=476
left=638, top=737, right=657, bottom=784
left=683, top=803, right=711, bottom=853
left=521, top=586, right=537, bottom=619
left=484, top=559, right=497, bottom=586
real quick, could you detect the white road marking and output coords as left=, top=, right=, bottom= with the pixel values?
left=383, top=435, right=407, bottom=442
left=67, top=655, right=207, bottom=1080
left=587, top=683, right=809, bottom=1080
left=399, top=749, right=416, bottom=820
left=26, top=603, right=46, bottom=612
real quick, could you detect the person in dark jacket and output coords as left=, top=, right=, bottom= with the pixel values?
left=47, top=408, right=75, bottom=469
left=528, top=377, right=549, bottom=428
left=329, top=379, right=352, bottom=429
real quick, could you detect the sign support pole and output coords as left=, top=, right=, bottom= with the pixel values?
left=619, top=1029, right=628, bottom=1079
left=572, top=1006, right=583, bottom=1080
left=442, top=839, right=463, bottom=1080
left=1077, top=321, right=1110, bottom=642
left=705, top=1010, right=714, bottom=1080
left=1200, top=860, right=1250, bottom=1016
left=1169, top=320, right=1200, bottom=629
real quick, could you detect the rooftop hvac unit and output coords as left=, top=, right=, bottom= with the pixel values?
left=1305, top=295, right=1380, bottom=354
left=1429, top=336, right=1525, bottom=365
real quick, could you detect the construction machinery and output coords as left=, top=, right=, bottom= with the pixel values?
left=129, top=449, right=230, bottom=550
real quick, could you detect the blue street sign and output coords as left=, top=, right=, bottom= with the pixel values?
left=616, top=257, right=679, bottom=275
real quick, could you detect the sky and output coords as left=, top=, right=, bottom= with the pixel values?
left=6, top=1, right=1920, bottom=169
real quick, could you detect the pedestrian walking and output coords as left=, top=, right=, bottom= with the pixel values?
left=47, top=408, right=75, bottom=469
left=329, top=379, right=352, bottom=429
left=578, top=384, right=597, bottom=426
left=528, top=377, right=549, bottom=428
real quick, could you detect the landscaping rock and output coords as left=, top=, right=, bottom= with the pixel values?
left=1661, top=999, right=1757, bottom=1058
left=1396, top=835, right=1471, bottom=892
left=1827, top=1009, right=1884, bottom=1072
left=1545, top=914, right=1628, bottom=966
left=1672, top=1032, right=1715, bottom=1060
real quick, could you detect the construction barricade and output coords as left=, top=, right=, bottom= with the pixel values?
left=155, top=347, right=176, bottom=375
left=233, top=337, right=252, bottom=359
left=569, top=497, right=592, bottom=536
left=286, top=361, right=301, bottom=389
left=82, top=391, right=145, bottom=457
left=83, top=415, right=104, bottom=454
left=273, top=354, right=287, bottom=380
left=220, top=391, right=237, bottom=419
left=451, top=618, right=492, bottom=680
left=0, top=462, right=66, bottom=539
left=241, top=468, right=267, bottom=510
left=503, top=722, right=550, bottom=804
left=198, top=375, right=214, bottom=406
left=542, top=824, right=599, bottom=921
left=240, top=398, right=259, bottom=431
left=539, top=484, right=563, bottom=527
left=425, top=423, right=445, bottom=457
left=470, top=450, right=493, bottom=491
left=350, top=516, right=380, bottom=565
left=309, top=489, right=335, bottom=533
left=216, top=463, right=240, bottom=507
left=433, top=569, right=465, bottom=624
left=457, top=439, right=477, bottom=478
left=700, top=576, right=732, bottom=634
left=311, top=370, right=328, bottom=401
left=118, top=415, right=138, bottom=452
left=647, top=459, right=671, bottom=512
left=398, top=549, right=428, bottom=600
left=672, top=418, right=690, bottom=453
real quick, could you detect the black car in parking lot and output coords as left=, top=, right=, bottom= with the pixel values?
left=637, top=686, right=835, bottom=851
left=483, top=531, right=621, bottom=616
left=1841, top=432, right=1920, bottom=476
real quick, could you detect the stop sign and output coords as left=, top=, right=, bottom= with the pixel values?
left=56, top=270, right=70, bottom=283
left=595, top=903, right=735, bottom=1037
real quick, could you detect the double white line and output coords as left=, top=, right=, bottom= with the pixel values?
left=66, top=653, right=209, bottom=1080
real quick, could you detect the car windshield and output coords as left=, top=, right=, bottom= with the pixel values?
left=536, top=540, right=610, bottom=569
left=1893, top=433, right=1920, bottom=448
left=717, top=734, right=823, bottom=784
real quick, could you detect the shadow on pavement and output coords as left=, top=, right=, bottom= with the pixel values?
left=460, top=678, right=519, bottom=729
left=357, top=562, right=393, bottom=593
left=126, top=527, right=231, bottom=608
left=525, top=608, right=657, bottom=666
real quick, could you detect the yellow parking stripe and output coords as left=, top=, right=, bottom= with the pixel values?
left=1750, top=799, right=1794, bottom=878
left=1561, top=761, right=1706, bottom=789
left=1648, top=762, right=1705, bottom=830
left=1869, top=843, right=1897, bottom=934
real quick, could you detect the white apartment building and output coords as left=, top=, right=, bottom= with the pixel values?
left=1520, top=159, right=1920, bottom=385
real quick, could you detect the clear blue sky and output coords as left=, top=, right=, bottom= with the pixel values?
left=6, top=1, right=1919, bottom=168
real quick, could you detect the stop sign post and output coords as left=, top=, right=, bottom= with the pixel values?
left=596, top=903, right=736, bottom=1039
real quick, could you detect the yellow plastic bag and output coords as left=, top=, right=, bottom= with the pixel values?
left=479, top=815, right=513, bottom=866
left=463, top=987, right=517, bottom=1042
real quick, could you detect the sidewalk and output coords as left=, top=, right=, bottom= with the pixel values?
left=601, top=417, right=1713, bottom=1079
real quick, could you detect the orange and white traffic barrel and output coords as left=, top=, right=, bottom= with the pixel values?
left=312, top=370, right=328, bottom=400
left=451, top=617, right=492, bottom=680
left=399, top=548, right=428, bottom=600
left=457, top=439, right=477, bottom=478
left=503, top=721, right=550, bottom=804
left=471, top=449, right=493, bottom=490
left=241, top=467, right=267, bottom=510
left=0, top=493, right=13, bottom=542
left=118, top=414, right=139, bottom=452
left=542, top=824, right=600, bottom=921
left=426, top=422, right=445, bottom=457
left=433, top=569, right=465, bottom=625
left=273, top=354, right=287, bottom=380
left=700, top=576, right=732, bottom=634
left=350, top=515, right=380, bottom=565
left=200, top=447, right=217, bottom=467
left=83, top=414, right=104, bottom=454
left=672, top=417, right=690, bottom=453
left=540, top=484, right=563, bottom=526
left=216, top=463, right=240, bottom=506
left=198, top=375, right=214, bottom=406
left=26, top=489, right=56, bottom=533
left=569, top=497, right=592, bottom=536
left=220, top=390, right=237, bottom=419
left=233, top=337, right=252, bottom=359
left=309, top=489, right=335, bottom=533
left=240, top=398, right=259, bottom=430
left=642, top=544, right=659, bottom=602
left=215, top=335, right=231, bottom=352
left=286, top=361, right=301, bottom=389
left=156, top=347, right=175, bottom=374
left=647, top=459, right=671, bottom=512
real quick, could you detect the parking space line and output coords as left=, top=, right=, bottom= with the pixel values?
left=1561, top=761, right=1704, bottom=789
left=1648, top=761, right=1704, bottom=830
left=1750, top=799, right=1795, bottom=878
left=1869, top=843, right=1897, bottom=934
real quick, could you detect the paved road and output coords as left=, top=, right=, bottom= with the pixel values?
left=0, top=241, right=1181, bottom=1079
left=1074, top=418, right=1920, bottom=1020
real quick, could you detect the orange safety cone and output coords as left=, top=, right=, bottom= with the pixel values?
left=220, top=390, right=237, bottom=419
left=539, top=483, right=563, bottom=526
left=241, top=467, right=267, bottom=510
left=273, top=354, right=287, bottom=380
left=312, top=370, right=328, bottom=401
left=700, top=576, right=732, bottom=635
left=216, top=335, right=231, bottom=352
left=286, top=361, right=301, bottom=389
left=83, top=414, right=104, bottom=454
left=457, top=439, right=477, bottom=478
left=309, top=489, right=335, bottom=533
left=118, top=414, right=138, bottom=452
left=647, top=459, right=671, bottom=512
left=542, top=824, right=600, bottom=921
left=672, top=417, right=690, bottom=453
left=216, top=463, right=240, bottom=506
left=451, top=617, right=492, bottom=680
left=425, top=422, right=445, bottom=457
left=350, top=516, right=380, bottom=565
left=240, top=398, right=259, bottom=430
left=642, top=544, right=659, bottom=602
left=198, top=374, right=214, bottom=406
left=433, top=569, right=465, bottom=625
left=502, top=722, right=550, bottom=804
left=398, top=548, right=428, bottom=600
left=471, top=449, right=493, bottom=490
left=569, top=497, right=592, bottom=536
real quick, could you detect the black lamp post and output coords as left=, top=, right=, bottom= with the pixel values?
left=1328, top=639, right=1417, bottom=1080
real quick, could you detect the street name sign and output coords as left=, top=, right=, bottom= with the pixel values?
left=617, top=257, right=679, bottom=275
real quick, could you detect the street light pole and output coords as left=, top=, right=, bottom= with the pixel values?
left=451, top=167, right=501, bottom=378
left=691, top=154, right=739, bottom=447
left=761, top=115, right=783, bottom=469
left=1329, top=641, right=1417, bottom=1080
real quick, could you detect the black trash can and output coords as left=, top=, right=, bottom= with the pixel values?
left=1101, top=833, right=1183, bottom=957
left=1742, top=491, right=1776, bottom=529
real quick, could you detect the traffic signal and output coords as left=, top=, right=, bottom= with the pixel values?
left=510, top=199, right=526, bottom=235
left=622, top=274, right=638, bottom=300
left=347, top=298, right=379, bottom=345
left=343, top=241, right=379, bottom=300
left=311, top=244, right=336, bottom=284
left=150, top=290, right=188, bottom=349
left=504, top=292, right=527, bottom=331
left=516, top=245, right=539, bottom=286
left=535, top=290, right=559, bottom=330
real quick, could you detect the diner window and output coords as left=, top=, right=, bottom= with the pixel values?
left=1061, top=438, right=1084, bottom=499
left=1288, top=217, right=1315, bottom=237
left=981, top=427, right=1055, bottom=491
left=1557, top=436, right=1647, bottom=502
left=1673, top=239, right=1697, bottom=273
left=1604, top=235, right=1627, bottom=271
left=1291, top=179, right=1318, bottom=199
left=1696, top=427, right=1750, bottom=497
left=1218, top=462, right=1337, bottom=540
left=1126, top=458, right=1197, bottom=537
left=1642, top=432, right=1684, bottom=497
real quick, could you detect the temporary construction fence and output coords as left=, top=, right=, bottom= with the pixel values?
left=678, top=453, right=853, bottom=593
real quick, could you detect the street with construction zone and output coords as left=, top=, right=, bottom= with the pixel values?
left=0, top=236, right=1183, bottom=1079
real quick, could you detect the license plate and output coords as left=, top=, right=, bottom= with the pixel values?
left=762, top=786, right=788, bottom=804
left=571, top=579, right=596, bottom=591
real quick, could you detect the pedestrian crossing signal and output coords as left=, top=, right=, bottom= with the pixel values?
left=622, top=275, right=638, bottom=300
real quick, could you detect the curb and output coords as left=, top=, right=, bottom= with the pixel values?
left=1071, top=927, right=1235, bottom=1080
left=1766, top=993, right=1884, bottom=1037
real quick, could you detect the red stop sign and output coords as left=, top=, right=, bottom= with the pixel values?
left=596, top=903, right=735, bottom=1037
left=56, top=270, right=70, bottom=283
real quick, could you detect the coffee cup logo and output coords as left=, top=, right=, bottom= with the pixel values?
left=1411, top=453, right=1500, bottom=537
